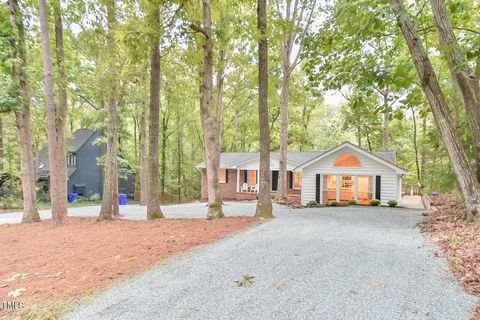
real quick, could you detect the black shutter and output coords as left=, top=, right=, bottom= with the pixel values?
left=375, top=175, right=381, bottom=200
left=272, top=171, right=279, bottom=191
left=244, top=170, right=248, bottom=183
left=225, top=169, right=228, bottom=183
left=289, top=171, right=293, bottom=189
left=315, top=174, right=320, bottom=203
left=256, top=171, right=258, bottom=183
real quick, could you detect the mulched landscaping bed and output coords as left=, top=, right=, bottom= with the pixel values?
left=420, top=193, right=480, bottom=319
left=0, top=216, right=257, bottom=319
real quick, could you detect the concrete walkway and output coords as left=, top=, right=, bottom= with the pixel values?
left=65, top=206, right=476, bottom=320
left=401, top=195, right=425, bottom=209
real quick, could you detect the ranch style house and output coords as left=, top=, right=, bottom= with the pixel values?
left=197, top=142, right=408, bottom=206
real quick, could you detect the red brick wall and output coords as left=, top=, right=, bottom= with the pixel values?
left=201, top=169, right=301, bottom=202
left=221, top=169, right=238, bottom=199
left=285, top=171, right=301, bottom=195
left=201, top=169, right=238, bottom=201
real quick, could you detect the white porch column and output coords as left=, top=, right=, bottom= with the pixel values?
left=372, top=176, right=376, bottom=200
left=236, top=170, right=240, bottom=192
left=256, top=170, right=259, bottom=193
left=354, top=175, right=358, bottom=201
left=398, top=176, right=402, bottom=202
left=320, top=174, right=324, bottom=204
left=336, top=174, right=340, bottom=202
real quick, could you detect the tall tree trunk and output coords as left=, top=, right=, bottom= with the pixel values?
left=9, top=0, right=40, bottom=223
left=139, top=94, right=148, bottom=205
left=411, top=107, right=421, bottom=183
left=430, top=0, right=480, bottom=182
left=0, top=117, right=3, bottom=171
left=98, top=0, right=118, bottom=221
left=53, top=0, right=68, bottom=223
left=98, top=96, right=117, bottom=220
left=383, top=112, right=389, bottom=149
left=380, top=86, right=390, bottom=150
left=382, top=89, right=389, bottom=150
left=231, top=109, right=239, bottom=151
left=215, top=48, right=225, bottom=156
left=198, top=0, right=224, bottom=219
left=390, top=0, right=480, bottom=221
left=276, top=0, right=315, bottom=200
left=112, top=154, right=119, bottom=217
left=177, top=128, right=182, bottom=202
left=276, top=28, right=291, bottom=202
left=366, top=130, right=372, bottom=151
left=160, top=115, right=167, bottom=195
left=39, top=0, right=66, bottom=226
left=420, top=116, right=427, bottom=185
left=133, top=116, right=137, bottom=159
left=356, top=123, right=362, bottom=147
left=214, top=11, right=226, bottom=159
left=256, top=0, right=273, bottom=218
left=146, top=6, right=164, bottom=219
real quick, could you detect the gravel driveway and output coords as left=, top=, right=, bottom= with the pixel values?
left=66, top=205, right=476, bottom=320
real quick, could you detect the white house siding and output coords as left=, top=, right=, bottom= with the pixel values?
left=301, top=146, right=401, bottom=206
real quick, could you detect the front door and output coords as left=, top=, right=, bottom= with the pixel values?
left=323, top=175, right=337, bottom=204
left=339, top=176, right=354, bottom=203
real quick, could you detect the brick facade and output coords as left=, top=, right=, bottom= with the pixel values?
left=201, top=168, right=238, bottom=200
left=201, top=168, right=302, bottom=206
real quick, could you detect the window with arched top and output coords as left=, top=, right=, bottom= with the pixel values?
left=334, top=153, right=361, bottom=167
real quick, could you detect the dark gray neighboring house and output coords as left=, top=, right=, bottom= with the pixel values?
left=37, top=128, right=136, bottom=198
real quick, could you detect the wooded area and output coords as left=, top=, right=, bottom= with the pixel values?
left=0, top=0, right=479, bottom=223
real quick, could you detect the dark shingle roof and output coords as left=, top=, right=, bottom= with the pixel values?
left=196, top=149, right=398, bottom=169
left=196, top=152, right=258, bottom=169
left=271, top=151, right=324, bottom=165
left=369, top=150, right=396, bottom=163
left=67, top=129, right=97, bottom=152
left=37, top=129, right=97, bottom=176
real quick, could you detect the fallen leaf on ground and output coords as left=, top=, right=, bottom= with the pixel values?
left=235, top=275, right=255, bottom=287
left=420, top=194, right=480, bottom=319
left=5, top=273, right=28, bottom=282
left=8, top=288, right=27, bottom=297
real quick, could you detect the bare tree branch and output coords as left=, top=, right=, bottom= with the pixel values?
left=189, top=23, right=208, bottom=38
left=291, top=0, right=317, bottom=72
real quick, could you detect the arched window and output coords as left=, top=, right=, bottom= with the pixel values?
left=334, top=153, right=361, bottom=167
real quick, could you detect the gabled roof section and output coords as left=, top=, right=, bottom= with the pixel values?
left=37, top=128, right=98, bottom=173
left=195, top=147, right=403, bottom=171
left=195, top=152, right=259, bottom=169
left=67, top=128, right=97, bottom=152
left=196, top=151, right=324, bottom=169
left=295, top=142, right=408, bottom=174
left=272, top=151, right=324, bottom=165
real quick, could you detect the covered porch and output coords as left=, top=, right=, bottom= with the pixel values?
left=234, top=169, right=302, bottom=203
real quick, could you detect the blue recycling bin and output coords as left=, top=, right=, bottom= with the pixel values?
left=118, top=194, right=127, bottom=205
left=68, top=193, right=78, bottom=203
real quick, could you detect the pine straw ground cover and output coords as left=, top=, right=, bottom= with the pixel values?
left=0, top=216, right=257, bottom=319
left=420, top=194, right=480, bottom=319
